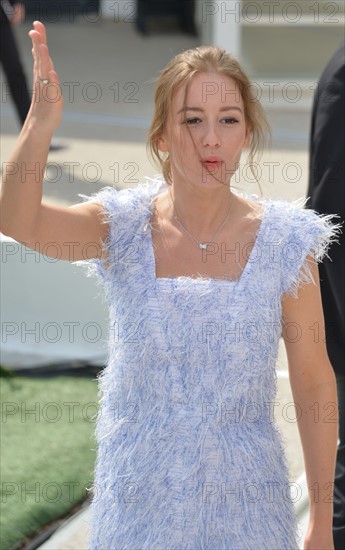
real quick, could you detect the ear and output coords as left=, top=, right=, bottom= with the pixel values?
left=243, top=126, right=251, bottom=149
left=157, top=134, right=169, bottom=153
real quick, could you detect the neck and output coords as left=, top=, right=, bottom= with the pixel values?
left=167, top=182, right=237, bottom=236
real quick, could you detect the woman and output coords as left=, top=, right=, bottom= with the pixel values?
left=0, top=21, right=342, bottom=550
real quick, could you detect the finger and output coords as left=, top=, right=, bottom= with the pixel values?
left=29, top=29, right=43, bottom=57
left=28, top=29, right=41, bottom=45
left=32, top=47, right=38, bottom=83
left=28, top=29, right=43, bottom=44
left=39, top=43, right=54, bottom=77
left=29, top=27, right=54, bottom=79
left=31, top=38, right=45, bottom=80
left=30, top=37, right=41, bottom=80
left=33, top=20, right=47, bottom=44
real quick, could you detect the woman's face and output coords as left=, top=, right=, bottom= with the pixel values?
left=158, top=71, right=251, bottom=189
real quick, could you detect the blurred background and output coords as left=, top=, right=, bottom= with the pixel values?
left=1, top=1, right=344, bottom=548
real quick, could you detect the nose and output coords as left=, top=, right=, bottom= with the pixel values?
left=202, top=122, right=221, bottom=148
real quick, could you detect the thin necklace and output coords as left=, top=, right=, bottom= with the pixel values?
left=168, top=190, right=235, bottom=251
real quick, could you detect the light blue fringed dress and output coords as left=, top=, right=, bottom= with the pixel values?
left=75, top=177, right=342, bottom=550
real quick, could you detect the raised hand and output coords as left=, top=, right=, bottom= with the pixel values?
left=27, top=21, right=63, bottom=130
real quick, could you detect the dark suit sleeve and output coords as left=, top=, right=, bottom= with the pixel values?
left=307, top=42, right=345, bottom=220
left=306, top=42, right=345, bottom=377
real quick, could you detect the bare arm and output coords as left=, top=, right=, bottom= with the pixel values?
left=0, top=21, right=108, bottom=261
left=282, top=256, right=338, bottom=549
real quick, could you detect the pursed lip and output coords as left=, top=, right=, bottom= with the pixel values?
left=201, top=156, right=223, bottom=163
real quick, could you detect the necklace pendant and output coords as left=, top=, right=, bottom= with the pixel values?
left=199, top=243, right=208, bottom=250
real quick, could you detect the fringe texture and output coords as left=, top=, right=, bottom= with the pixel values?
left=271, top=196, right=342, bottom=299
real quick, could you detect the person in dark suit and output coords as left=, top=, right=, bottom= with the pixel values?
left=0, top=0, right=31, bottom=125
left=0, top=1, right=65, bottom=150
left=307, top=39, right=345, bottom=549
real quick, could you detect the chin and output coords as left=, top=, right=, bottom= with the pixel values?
left=200, top=172, right=227, bottom=187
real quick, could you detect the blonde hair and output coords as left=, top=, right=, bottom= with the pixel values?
left=147, top=45, right=271, bottom=194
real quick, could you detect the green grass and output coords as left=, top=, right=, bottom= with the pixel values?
left=0, top=374, right=99, bottom=549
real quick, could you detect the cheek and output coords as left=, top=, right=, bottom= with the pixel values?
left=181, top=127, right=200, bottom=151
left=170, top=127, right=192, bottom=154
left=227, top=127, right=248, bottom=147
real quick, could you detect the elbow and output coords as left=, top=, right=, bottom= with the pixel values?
left=0, top=221, right=13, bottom=239
left=0, top=220, right=16, bottom=240
left=0, top=208, right=17, bottom=239
left=317, top=358, right=337, bottom=387
left=290, top=357, right=337, bottom=393
left=0, top=222, right=33, bottom=246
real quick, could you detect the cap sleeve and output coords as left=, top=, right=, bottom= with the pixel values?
left=280, top=197, right=343, bottom=299
left=72, top=185, right=133, bottom=285
left=71, top=179, right=163, bottom=290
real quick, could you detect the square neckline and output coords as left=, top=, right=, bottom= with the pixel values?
left=146, top=180, right=270, bottom=288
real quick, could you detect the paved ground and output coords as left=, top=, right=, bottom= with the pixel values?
left=1, top=15, right=317, bottom=550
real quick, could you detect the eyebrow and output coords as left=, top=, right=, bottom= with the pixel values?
left=177, top=106, right=243, bottom=115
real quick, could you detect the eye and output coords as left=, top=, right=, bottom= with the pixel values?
left=222, top=117, right=239, bottom=124
left=184, top=117, right=202, bottom=125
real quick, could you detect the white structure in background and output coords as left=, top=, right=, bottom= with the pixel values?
left=1, top=235, right=108, bottom=368
left=195, top=0, right=345, bottom=111
left=100, top=0, right=345, bottom=103
left=195, top=0, right=242, bottom=57
left=100, top=0, right=241, bottom=56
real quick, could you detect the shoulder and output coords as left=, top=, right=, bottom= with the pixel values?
left=266, top=196, right=343, bottom=298
left=268, top=196, right=342, bottom=254
left=77, top=177, right=163, bottom=220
